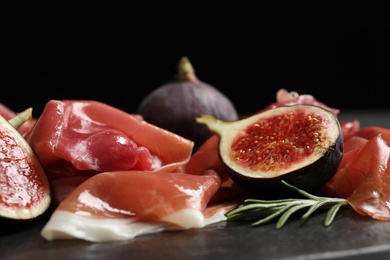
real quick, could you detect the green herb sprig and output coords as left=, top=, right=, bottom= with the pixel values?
left=226, top=180, right=349, bottom=229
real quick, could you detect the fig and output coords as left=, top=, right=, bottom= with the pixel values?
left=196, top=105, right=344, bottom=198
left=0, top=108, right=51, bottom=222
left=137, top=56, right=239, bottom=152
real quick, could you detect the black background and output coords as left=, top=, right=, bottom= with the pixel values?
left=1, top=2, right=389, bottom=117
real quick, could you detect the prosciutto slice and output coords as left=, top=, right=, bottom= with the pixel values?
left=321, top=129, right=390, bottom=220
left=261, top=88, right=340, bottom=116
left=26, top=100, right=194, bottom=205
left=41, top=169, right=232, bottom=242
left=41, top=131, right=244, bottom=242
left=346, top=135, right=390, bottom=219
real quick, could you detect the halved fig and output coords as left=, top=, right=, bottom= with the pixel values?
left=0, top=108, right=51, bottom=222
left=196, top=105, right=344, bottom=198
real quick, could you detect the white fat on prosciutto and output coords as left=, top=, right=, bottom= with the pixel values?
left=41, top=207, right=228, bottom=242
left=41, top=169, right=232, bottom=242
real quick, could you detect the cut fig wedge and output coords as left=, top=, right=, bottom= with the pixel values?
left=0, top=108, right=51, bottom=221
left=196, top=105, right=344, bottom=198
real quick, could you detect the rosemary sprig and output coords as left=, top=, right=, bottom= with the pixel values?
left=226, top=180, right=349, bottom=228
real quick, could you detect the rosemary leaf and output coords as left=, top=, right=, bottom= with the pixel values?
left=226, top=207, right=269, bottom=221
left=302, top=200, right=329, bottom=219
left=324, top=202, right=348, bottom=226
left=244, top=198, right=300, bottom=204
left=227, top=205, right=285, bottom=221
left=281, top=181, right=324, bottom=200
left=252, top=208, right=287, bottom=227
left=276, top=203, right=314, bottom=229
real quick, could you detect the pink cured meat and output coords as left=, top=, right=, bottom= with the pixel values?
left=339, top=120, right=360, bottom=141
left=350, top=126, right=390, bottom=144
left=182, top=134, right=248, bottom=203
left=261, top=88, right=340, bottom=116
left=41, top=169, right=224, bottom=241
left=182, top=135, right=222, bottom=175
left=320, top=136, right=370, bottom=198
left=321, top=133, right=390, bottom=220
left=55, top=169, right=221, bottom=220
left=345, top=135, right=390, bottom=219
left=26, top=100, right=194, bottom=204
left=41, top=130, right=244, bottom=242
left=27, top=100, right=194, bottom=172
left=322, top=127, right=390, bottom=199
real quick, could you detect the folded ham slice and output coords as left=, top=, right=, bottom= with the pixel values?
left=41, top=169, right=238, bottom=242
left=26, top=100, right=194, bottom=205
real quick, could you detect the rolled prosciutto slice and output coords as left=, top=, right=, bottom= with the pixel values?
left=26, top=100, right=194, bottom=205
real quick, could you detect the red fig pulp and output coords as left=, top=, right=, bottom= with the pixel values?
left=0, top=109, right=51, bottom=221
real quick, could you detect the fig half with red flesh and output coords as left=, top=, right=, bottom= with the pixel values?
left=196, top=105, right=344, bottom=198
left=0, top=109, right=51, bottom=222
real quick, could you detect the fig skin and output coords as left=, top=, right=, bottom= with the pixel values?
left=137, top=57, right=239, bottom=152
left=0, top=109, right=51, bottom=222
left=196, top=105, right=344, bottom=198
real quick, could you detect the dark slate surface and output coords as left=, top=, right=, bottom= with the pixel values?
left=2, top=207, right=390, bottom=260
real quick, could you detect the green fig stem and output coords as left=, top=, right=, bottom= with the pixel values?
left=177, top=56, right=198, bottom=82
left=8, top=107, right=33, bottom=129
left=226, top=180, right=349, bottom=228
left=195, top=114, right=225, bottom=136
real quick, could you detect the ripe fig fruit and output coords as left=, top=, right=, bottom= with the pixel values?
left=196, top=105, right=344, bottom=198
left=137, top=56, right=239, bottom=152
left=0, top=108, right=51, bottom=222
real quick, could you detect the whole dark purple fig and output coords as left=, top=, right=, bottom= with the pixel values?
left=137, top=57, right=239, bottom=152
left=196, top=104, right=344, bottom=198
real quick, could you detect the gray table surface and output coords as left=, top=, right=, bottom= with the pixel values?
left=1, top=110, right=390, bottom=260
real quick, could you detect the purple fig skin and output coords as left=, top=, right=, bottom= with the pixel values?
left=138, top=57, right=239, bottom=152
